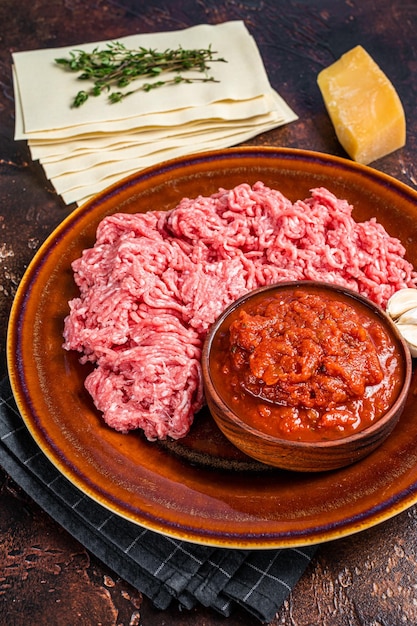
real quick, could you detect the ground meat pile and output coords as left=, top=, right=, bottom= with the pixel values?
left=63, top=182, right=417, bottom=440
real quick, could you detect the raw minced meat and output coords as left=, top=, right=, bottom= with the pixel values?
left=63, top=182, right=417, bottom=440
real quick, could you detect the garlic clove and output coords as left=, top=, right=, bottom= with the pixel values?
left=395, top=323, right=417, bottom=357
left=386, top=288, right=417, bottom=320
left=397, top=306, right=417, bottom=326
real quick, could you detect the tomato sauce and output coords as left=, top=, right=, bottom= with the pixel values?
left=210, top=286, right=405, bottom=442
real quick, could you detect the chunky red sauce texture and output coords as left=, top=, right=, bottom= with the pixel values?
left=210, top=287, right=404, bottom=442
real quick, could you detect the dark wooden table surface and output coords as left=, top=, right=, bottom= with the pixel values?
left=2, top=0, right=417, bottom=624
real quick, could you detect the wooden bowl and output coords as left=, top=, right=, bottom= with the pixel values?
left=202, top=281, right=412, bottom=472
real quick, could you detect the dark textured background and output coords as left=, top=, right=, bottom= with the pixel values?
left=1, top=0, right=417, bottom=623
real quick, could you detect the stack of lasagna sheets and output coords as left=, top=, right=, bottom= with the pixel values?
left=12, top=21, right=297, bottom=206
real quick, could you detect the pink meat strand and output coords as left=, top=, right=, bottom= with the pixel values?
left=63, top=183, right=417, bottom=440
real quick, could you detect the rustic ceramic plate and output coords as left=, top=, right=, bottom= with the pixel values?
left=7, top=147, right=417, bottom=548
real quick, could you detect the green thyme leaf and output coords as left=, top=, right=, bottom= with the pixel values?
left=55, top=41, right=227, bottom=107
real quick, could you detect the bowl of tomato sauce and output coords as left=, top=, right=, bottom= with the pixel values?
left=202, top=281, right=412, bottom=472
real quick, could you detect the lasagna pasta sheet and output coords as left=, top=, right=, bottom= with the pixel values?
left=12, top=21, right=297, bottom=205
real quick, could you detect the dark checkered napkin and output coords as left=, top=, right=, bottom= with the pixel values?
left=0, top=377, right=316, bottom=622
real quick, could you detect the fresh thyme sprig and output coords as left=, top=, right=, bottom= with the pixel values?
left=55, top=41, right=227, bottom=107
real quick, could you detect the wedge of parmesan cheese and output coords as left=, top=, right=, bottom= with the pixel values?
left=317, top=45, right=406, bottom=164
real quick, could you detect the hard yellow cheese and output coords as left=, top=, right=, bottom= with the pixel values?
left=317, top=46, right=406, bottom=164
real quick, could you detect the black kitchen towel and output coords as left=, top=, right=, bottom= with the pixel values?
left=0, top=376, right=316, bottom=622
